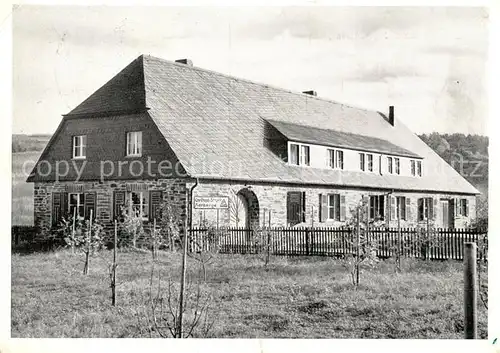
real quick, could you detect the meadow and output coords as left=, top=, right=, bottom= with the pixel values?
left=11, top=249, right=488, bottom=338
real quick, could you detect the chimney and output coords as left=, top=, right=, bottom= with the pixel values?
left=175, top=58, right=193, bottom=66
left=302, top=90, right=317, bottom=96
left=388, top=105, right=395, bottom=126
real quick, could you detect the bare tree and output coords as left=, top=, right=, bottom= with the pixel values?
left=187, top=224, right=221, bottom=282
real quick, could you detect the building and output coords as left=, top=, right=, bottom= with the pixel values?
left=27, top=55, right=479, bottom=239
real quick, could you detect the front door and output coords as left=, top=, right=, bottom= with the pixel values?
left=440, top=200, right=453, bottom=228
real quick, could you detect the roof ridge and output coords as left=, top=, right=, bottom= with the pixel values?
left=141, top=54, right=384, bottom=115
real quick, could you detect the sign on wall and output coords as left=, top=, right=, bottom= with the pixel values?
left=194, top=196, right=229, bottom=209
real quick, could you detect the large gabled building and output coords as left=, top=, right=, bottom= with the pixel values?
left=28, top=55, right=479, bottom=238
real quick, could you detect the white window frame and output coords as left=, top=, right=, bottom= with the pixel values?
left=327, top=193, right=340, bottom=221
left=288, top=142, right=310, bottom=167
left=387, top=156, right=393, bottom=174
left=367, top=154, right=373, bottom=172
left=410, top=160, right=416, bottom=176
left=417, top=160, right=422, bottom=177
left=126, top=131, right=143, bottom=157
left=395, top=158, right=400, bottom=175
left=359, top=153, right=366, bottom=171
left=72, top=135, right=87, bottom=159
left=68, top=192, right=85, bottom=218
left=328, top=149, right=344, bottom=170
left=129, top=191, right=149, bottom=221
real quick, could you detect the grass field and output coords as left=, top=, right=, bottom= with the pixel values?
left=11, top=250, right=488, bottom=338
left=12, top=151, right=42, bottom=226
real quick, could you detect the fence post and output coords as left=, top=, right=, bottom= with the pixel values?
left=464, top=242, right=477, bottom=339
left=356, top=208, right=361, bottom=286
left=112, top=220, right=117, bottom=306
left=305, top=228, right=310, bottom=256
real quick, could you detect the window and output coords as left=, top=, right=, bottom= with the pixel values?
left=126, top=131, right=142, bottom=156
left=367, top=154, right=373, bottom=172
left=411, top=160, right=416, bottom=176
left=359, top=153, right=366, bottom=171
left=328, top=149, right=344, bottom=169
left=458, top=198, right=469, bottom=217
left=289, top=143, right=309, bottom=166
left=328, top=194, right=341, bottom=221
left=129, top=191, right=149, bottom=220
left=418, top=197, right=434, bottom=221
left=69, top=193, right=85, bottom=218
left=395, top=158, right=400, bottom=175
left=417, top=160, right=422, bottom=177
left=290, top=144, right=299, bottom=165
left=72, top=135, right=87, bottom=159
left=287, top=191, right=305, bottom=226
left=387, top=157, right=393, bottom=174
left=336, top=150, right=344, bottom=170
left=396, top=196, right=406, bottom=220
left=300, top=145, right=310, bottom=166
left=369, top=195, right=385, bottom=221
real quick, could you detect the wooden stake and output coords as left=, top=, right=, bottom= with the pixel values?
left=356, top=207, right=360, bottom=286
left=112, top=220, right=117, bottom=306
left=72, top=207, right=77, bottom=254
left=464, top=242, right=477, bottom=339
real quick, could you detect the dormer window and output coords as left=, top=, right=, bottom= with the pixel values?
left=328, top=149, right=344, bottom=169
left=289, top=143, right=310, bottom=166
left=387, top=156, right=393, bottom=174
left=367, top=154, right=373, bottom=172
left=410, top=159, right=422, bottom=177
left=395, top=158, right=400, bottom=175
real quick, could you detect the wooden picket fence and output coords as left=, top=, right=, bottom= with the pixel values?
left=188, top=226, right=488, bottom=261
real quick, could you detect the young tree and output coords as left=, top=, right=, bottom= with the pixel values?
left=341, top=197, right=379, bottom=287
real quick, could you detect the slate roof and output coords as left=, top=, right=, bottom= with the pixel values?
left=50, top=55, right=479, bottom=194
left=266, top=119, right=421, bottom=158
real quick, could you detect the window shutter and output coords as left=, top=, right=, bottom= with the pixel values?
left=319, top=194, right=327, bottom=222
left=339, top=195, right=346, bottom=222
left=465, top=199, right=469, bottom=217
left=390, top=196, right=396, bottom=221
left=428, top=197, right=434, bottom=220
left=301, top=192, right=306, bottom=222
left=433, top=198, right=437, bottom=220
left=62, top=192, right=69, bottom=218
left=417, top=198, right=423, bottom=221
left=149, top=190, right=163, bottom=221
left=52, top=192, right=62, bottom=226
left=405, top=197, right=411, bottom=221
left=454, top=198, right=460, bottom=217
left=84, top=192, right=96, bottom=219
left=113, top=191, right=126, bottom=220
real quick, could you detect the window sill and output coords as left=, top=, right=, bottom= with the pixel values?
left=125, top=154, right=143, bottom=158
left=72, top=157, right=86, bottom=160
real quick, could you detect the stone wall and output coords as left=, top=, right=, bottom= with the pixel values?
left=189, top=180, right=477, bottom=229
left=34, top=179, right=188, bottom=247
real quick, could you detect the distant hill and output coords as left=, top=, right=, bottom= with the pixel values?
left=12, top=134, right=51, bottom=153
left=419, top=132, right=488, bottom=221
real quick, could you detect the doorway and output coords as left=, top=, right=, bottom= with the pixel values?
left=440, top=199, right=454, bottom=228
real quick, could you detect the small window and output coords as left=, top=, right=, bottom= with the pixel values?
left=418, top=198, right=433, bottom=221
left=328, top=194, right=341, bottom=221
left=459, top=199, right=469, bottom=217
left=336, top=150, right=344, bottom=170
left=300, top=145, right=310, bottom=166
left=69, top=193, right=85, bottom=218
left=130, top=191, right=149, bottom=220
left=410, top=160, right=416, bottom=176
left=367, top=154, right=373, bottom=172
left=395, top=158, right=400, bottom=175
left=126, top=131, right=143, bottom=156
left=72, top=135, right=87, bottom=159
left=396, top=196, right=406, bottom=220
left=329, top=149, right=344, bottom=169
left=417, top=160, right=422, bottom=177
left=290, top=144, right=299, bottom=165
left=359, top=153, right=365, bottom=171
left=369, top=195, right=385, bottom=221
left=387, top=157, right=393, bottom=174
left=289, top=143, right=309, bottom=166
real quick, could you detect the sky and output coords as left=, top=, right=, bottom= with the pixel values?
left=12, top=6, right=489, bottom=135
